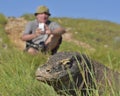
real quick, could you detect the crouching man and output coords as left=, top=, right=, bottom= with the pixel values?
left=21, top=5, right=66, bottom=55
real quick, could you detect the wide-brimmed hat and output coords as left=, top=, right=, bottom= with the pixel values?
left=34, top=6, right=51, bottom=16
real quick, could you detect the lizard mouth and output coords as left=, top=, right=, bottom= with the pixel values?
left=36, top=75, right=58, bottom=83
left=36, top=75, right=47, bottom=82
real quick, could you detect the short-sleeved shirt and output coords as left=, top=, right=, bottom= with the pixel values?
left=23, top=19, right=61, bottom=44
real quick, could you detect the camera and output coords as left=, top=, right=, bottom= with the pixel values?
left=38, top=23, right=45, bottom=32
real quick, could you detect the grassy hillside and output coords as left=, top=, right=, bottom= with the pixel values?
left=51, top=17, right=120, bottom=71
left=0, top=14, right=120, bottom=96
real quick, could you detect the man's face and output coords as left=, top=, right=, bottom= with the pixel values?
left=36, top=13, right=49, bottom=23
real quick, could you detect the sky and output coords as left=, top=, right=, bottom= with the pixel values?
left=0, top=0, right=120, bottom=24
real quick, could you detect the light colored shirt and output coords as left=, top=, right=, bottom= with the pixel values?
left=23, top=19, right=61, bottom=44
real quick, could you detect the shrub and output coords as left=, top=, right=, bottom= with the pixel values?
left=0, top=13, right=7, bottom=25
left=21, top=13, right=35, bottom=21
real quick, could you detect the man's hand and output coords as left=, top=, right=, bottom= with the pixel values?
left=45, top=24, right=52, bottom=35
left=35, top=28, right=45, bottom=37
left=46, top=29, right=52, bottom=35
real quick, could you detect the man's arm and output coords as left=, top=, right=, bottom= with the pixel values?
left=52, top=27, right=66, bottom=35
left=21, top=33, right=37, bottom=41
left=45, top=22, right=66, bottom=35
left=45, top=27, right=65, bottom=35
left=21, top=29, right=42, bottom=41
left=21, top=22, right=42, bottom=41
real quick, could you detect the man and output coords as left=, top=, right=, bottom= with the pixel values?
left=21, top=6, right=66, bottom=55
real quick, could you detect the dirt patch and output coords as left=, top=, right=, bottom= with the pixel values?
left=5, top=17, right=28, bottom=50
left=63, top=29, right=95, bottom=51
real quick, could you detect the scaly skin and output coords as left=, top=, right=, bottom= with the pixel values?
left=36, top=52, right=120, bottom=96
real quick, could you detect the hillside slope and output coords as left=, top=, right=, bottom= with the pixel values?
left=4, top=17, right=120, bottom=71
left=0, top=16, right=120, bottom=96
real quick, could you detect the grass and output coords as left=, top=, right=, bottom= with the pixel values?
left=0, top=13, right=7, bottom=25
left=0, top=14, right=120, bottom=96
left=0, top=49, right=57, bottom=96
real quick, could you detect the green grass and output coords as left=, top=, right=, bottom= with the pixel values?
left=0, top=15, right=120, bottom=96
left=0, top=49, right=57, bottom=96
left=0, top=13, right=7, bottom=25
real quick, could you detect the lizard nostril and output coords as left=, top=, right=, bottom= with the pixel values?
left=46, top=69, right=51, bottom=72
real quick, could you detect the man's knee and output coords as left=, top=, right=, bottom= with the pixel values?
left=27, top=47, right=38, bottom=55
left=45, top=35, right=62, bottom=53
left=46, top=35, right=61, bottom=43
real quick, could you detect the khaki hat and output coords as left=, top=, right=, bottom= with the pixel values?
left=34, top=6, right=51, bottom=16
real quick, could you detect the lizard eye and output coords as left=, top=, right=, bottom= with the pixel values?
left=64, top=62, right=72, bottom=70
left=59, top=58, right=73, bottom=70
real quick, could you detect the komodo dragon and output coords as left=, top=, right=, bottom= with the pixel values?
left=36, top=52, right=120, bottom=96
